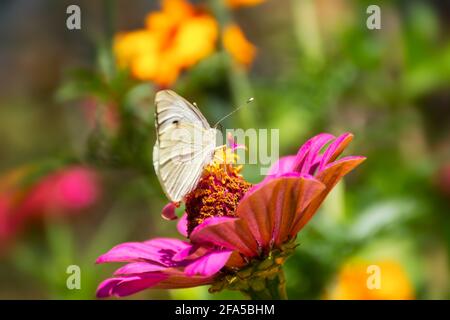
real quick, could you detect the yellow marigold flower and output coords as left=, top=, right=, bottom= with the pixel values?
left=114, top=0, right=218, bottom=87
left=114, top=30, right=157, bottom=69
left=159, top=0, right=195, bottom=22
left=223, top=24, right=257, bottom=67
left=145, top=0, right=194, bottom=36
left=328, top=260, right=415, bottom=300
left=170, top=15, right=219, bottom=68
left=226, top=0, right=265, bottom=9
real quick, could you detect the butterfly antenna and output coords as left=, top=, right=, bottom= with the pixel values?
left=213, top=97, right=254, bottom=128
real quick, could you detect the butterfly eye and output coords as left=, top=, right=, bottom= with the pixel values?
left=172, top=120, right=179, bottom=125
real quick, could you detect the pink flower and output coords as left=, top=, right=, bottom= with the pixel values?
left=0, top=166, right=100, bottom=252
left=18, top=166, right=100, bottom=217
left=96, top=133, right=365, bottom=298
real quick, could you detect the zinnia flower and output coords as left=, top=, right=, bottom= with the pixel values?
left=0, top=166, right=100, bottom=251
left=96, top=133, right=365, bottom=299
left=328, top=260, right=415, bottom=300
left=18, top=166, right=100, bottom=215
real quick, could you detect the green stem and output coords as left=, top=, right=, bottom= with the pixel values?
left=244, top=269, right=288, bottom=300
left=209, top=0, right=256, bottom=128
left=291, top=0, right=324, bottom=65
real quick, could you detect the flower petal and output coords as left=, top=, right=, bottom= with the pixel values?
left=300, top=134, right=335, bottom=175
left=248, top=172, right=302, bottom=196
left=153, top=273, right=215, bottom=289
left=292, top=133, right=335, bottom=174
left=225, top=251, right=247, bottom=268
left=185, top=250, right=233, bottom=276
left=318, top=133, right=354, bottom=172
left=161, top=202, right=178, bottom=220
left=190, top=217, right=258, bottom=257
left=177, top=213, right=188, bottom=237
left=265, top=155, right=296, bottom=177
left=113, top=262, right=166, bottom=275
left=236, top=176, right=326, bottom=249
left=96, top=273, right=169, bottom=298
left=96, top=238, right=191, bottom=266
left=96, top=278, right=123, bottom=298
left=292, top=156, right=366, bottom=235
left=172, top=244, right=196, bottom=262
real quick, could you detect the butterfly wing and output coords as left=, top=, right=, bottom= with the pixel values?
left=153, top=90, right=217, bottom=202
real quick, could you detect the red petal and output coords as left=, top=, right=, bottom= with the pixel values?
left=161, top=202, right=178, bottom=220
left=318, top=133, right=354, bottom=171
left=292, top=156, right=366, bottom=235
left=189, top=217, right=259, bottom=257
left=237, top=176, right=325, bottom=249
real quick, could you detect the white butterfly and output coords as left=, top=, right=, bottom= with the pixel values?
left=153, top=90, right=218, bottom=203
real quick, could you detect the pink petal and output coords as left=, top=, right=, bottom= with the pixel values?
left=96, top=273, right=168, bottom=298
left=236, top=176, right=325, bottom=249
left=172, top=244, right=196, bottom=262
left=190, top=217, right=259, bottom=257
left=96, top=238, right=191, bottom=266
left=318, top=133, right=354, bottom=172
left=161, top=202, right=178, bottom=220
left=292, top=156, right=366, bottom=235
left=177, top=213, right=188, bottom=237
left=299, top=134, right=335, bottom=175
left=185, top=250, right=233, bottom=276
left=17, top=166, right=99, bottom=216
left=56, top=167, right=99, bottom=211
left=292, top=133, right=335, bottom=174
left=96, top=278, right=122, bottom=298
left=113, top=262, right=165, bottom=275
left=113, top=275, right=167, bottom=297
left=264, top=155, right=296, bottom=177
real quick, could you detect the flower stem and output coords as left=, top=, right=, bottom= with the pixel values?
left=209, top=0, right=256, bottom=129
left=268, top=269, right=288, bottom=300
left=244, top=269, right=288, bottom=300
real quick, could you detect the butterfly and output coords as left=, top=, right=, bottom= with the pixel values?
left=153, top=90, right=218, bottom=203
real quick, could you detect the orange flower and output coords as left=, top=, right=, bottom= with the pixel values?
left=328, top=260, right=415, bottom=300
left=114, top=0, right=218, bottom=87
left=223, top=24, right=257, bottom=67
left=226, top=0, right=265, bottom=9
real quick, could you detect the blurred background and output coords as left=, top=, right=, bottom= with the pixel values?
left=0, top=0, right=449, bottom=299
